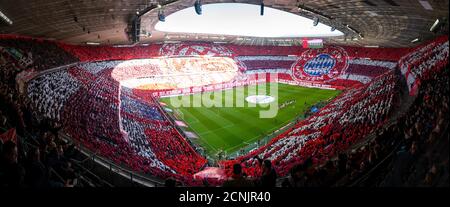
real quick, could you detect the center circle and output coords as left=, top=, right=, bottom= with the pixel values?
left=245, top=95, right=275, bottom=104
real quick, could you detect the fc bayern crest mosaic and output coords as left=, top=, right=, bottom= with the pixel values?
left=291, top=46, right=349, bottom=82
left=159, top=43, right=233, bottom=57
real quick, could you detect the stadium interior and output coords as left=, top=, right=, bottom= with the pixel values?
left=0, top=0, right=448, bottom=188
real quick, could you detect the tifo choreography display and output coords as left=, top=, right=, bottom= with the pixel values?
left=0, top=32, right=448, bottom=188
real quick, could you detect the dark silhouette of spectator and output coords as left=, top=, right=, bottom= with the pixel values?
left=259, top=160, right=277, bottom=187
left=281, top=178, right=292, bottom=187
left=289, top=164, right=306, bottom=187
left=222, top=163, right=254, bottom=187
left=165, top=178, right=177, bottom=187
left=25, top=147, right=48, bottom=187
left=0, top=141, right=26, bottom=187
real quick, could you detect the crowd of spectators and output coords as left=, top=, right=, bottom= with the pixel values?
left=220, top=70, right=399, bottom=179
left=160, top=43, right=234, bottom=57
left=1, top=117, right=82, bottom=187
left=25, top=65, right=208, bottom=184
left=349, top=58, right=397, bottom=69
left=69, top=57, right=239, bottom=90
left=399, top=36, right=449, bottom=94
left=282, top=64, right=448, bottom=187
left=58, top=43, right=160, bottom=62
left=120, top=89, right=207, bottom=178
left=0, top=35, right=447, bottom=187
left=1, top=35, right=78, bottom=71
left=227, top=44, right=411, bottom=61
left=345, top=64, right=391, bottom=78
left=27, top=71, right=81, bottom=121
left=235, top=56, right=297, bottom=71
left=249, top=57, right=397, bottom=87
left=222, top=159, right=278, bottom=187
left=343, top=46, right=412, bottom=61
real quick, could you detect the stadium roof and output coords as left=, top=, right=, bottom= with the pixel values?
left=154, top=3, right=345, bottom=38
left=0, top=0, right=448, bottom=47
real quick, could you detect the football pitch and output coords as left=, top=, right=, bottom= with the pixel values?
left=159, top=83, right=340, bottom=157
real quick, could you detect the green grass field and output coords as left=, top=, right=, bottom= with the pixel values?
left=159, top=83, right=340, bottom=157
